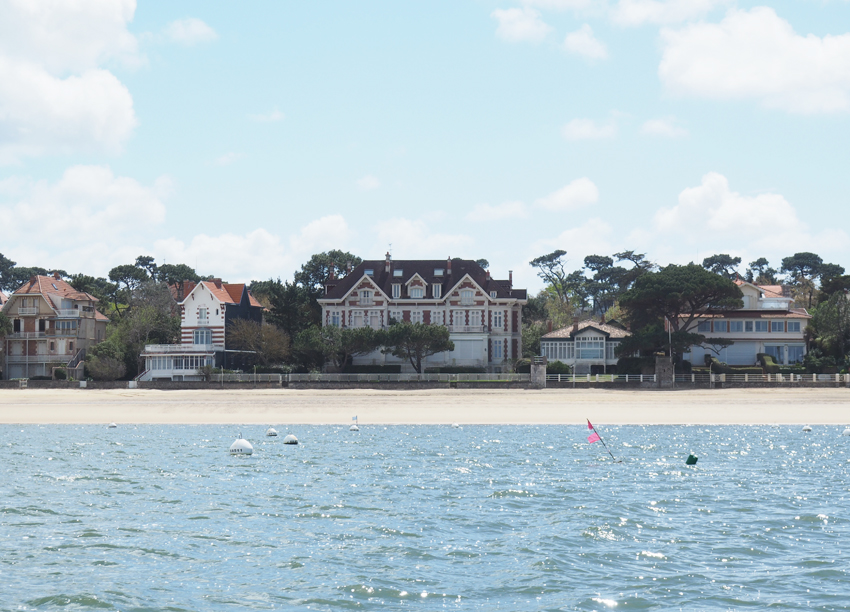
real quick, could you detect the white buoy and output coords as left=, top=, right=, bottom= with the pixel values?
left=230, top=435, right=253, bottom=455
left=350, top=424, right=359, bottom=431
left=451, top=423, right=459, bottom=428
left=108, top=423, right=117, bottom=429
left=266, top=427, right=278, bottom=437
left=842, top=428, right=850, bottom=436
left=283, top=434, right=299, bottom=445
left=802, top=425, right=812, bottom=432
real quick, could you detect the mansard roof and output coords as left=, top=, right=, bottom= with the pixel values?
left=321, top=258, right=527, bottom=302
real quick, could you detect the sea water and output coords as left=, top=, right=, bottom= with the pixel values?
left=1, top=424, right=848, bottom=611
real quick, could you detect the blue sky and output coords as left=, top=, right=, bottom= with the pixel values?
left=1, top=0, right=848, bottom=293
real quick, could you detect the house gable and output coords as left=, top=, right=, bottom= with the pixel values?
left=336, top=274, right=389, bottom=305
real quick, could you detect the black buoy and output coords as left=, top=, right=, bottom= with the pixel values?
left=685, top=454, right=698, bottom=465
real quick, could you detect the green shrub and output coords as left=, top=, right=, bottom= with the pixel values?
left=756, top=353, right=780, bottom=374
left=54, top=368, right=67, bottom=380
left=513, top=359, right=531, bottom=373
left=547, top=361, right=571, bottom=374
left=617, top=357, right=655, bottom=375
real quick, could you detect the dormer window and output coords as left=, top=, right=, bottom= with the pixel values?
left=393, top=269, right=403, bottom=277
left=365, top=269, right=374, bottom=276
left=392, top=284, right=401, bottom=299
left=432, top=284, right=442, bottom=299
left=410, top=287, right=424, bottom=299
left=434, top=268, right=444, bottom=276
left=360, top=290, right=373, bottom=305
left=490, top=291, right=497, bottom=299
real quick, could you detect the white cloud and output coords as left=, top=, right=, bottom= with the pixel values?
left=289, top=215, right=354, bottom=256
left=0, top=165, right=169, bottom=274
left=562, top=117, right=617, bottom=140
left=641, top=117, right=688, bottom=137
left=466, top=201, right=528, bottom=221
left=248, top=108, right=285, bottom=122
left=522, top=0, right=597, bottom=9
left=635, top=172, right=850, bottom=264
left=376, top=218, right=472, bottom=259
left=213, top=152, right=245, bottom=166
left=531, top=218, right=616, bottom=264
left=164, top=18, right=218, bottom=46
left=610, top=0, right=730, bottom=27
left=659, top=7, right=850, bottom=113
left=564, top=24, right=608, bottom=60
left=356, top=175, right=381, bottom=191
left=0, top=0, right=139, bottom=162
left=491, top=7, right=553, bottom=43
left=534, top=178, right=599, bottom=211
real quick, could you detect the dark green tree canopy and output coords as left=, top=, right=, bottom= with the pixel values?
left=379, top=322, right=454, bottom=373
left=746, top=258, right=778, bottom=284
left=781, top=252, right=823, bottom=280
left=294, top=250, right=361, bottom=294
left=530, top=250, right=570, bottom=303
left=702, top=254, right=742, bottom=279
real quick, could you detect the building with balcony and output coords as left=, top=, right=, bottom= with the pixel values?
left=540, top=318, right=631, bottom=374
left=318, top=255, right=527, bottom=371
left=1, top=274, right=109, bottom=379
left=681, top=280, right=810, bottom=366
left=138, top=279, right=263, bottom=381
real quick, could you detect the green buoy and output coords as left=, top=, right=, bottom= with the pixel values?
left=685, top=454, right=698, bottom=465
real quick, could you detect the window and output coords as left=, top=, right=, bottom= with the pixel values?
left=460, top=290, right=473, bottom=305
left=787, top=321, right=801, bottom=333
left=330, top=312, right=341, bottom=327
left=729, top=321, right=743, bottom=333
left=410, top=310, right=422, bottom=324
left=56, top=320, right=77, bottom=334
left=492, top=311, right=503, bottom=329
left=698, top=320, right=711, bottom=333
left=193, top=329, right=212, bottom=345
left=434, top=268, right=444, bottom=276
left=392, top=284, right=401, bottom=299
left=370, top=312, right=380, bottom=328
left=353, top=312, right=363, bottom=327
left=432, top=284, right=442, bottom=299
left=714, top=321, right=728, bottom=333
left=771, top=321, right=785, bottom=332
left=470, top=311, right=481, bottom=327
left=364, top=269, right=374, bottom=276
left=393, top=269, right=403, bottom=277
left=360, top=290, right=373, bottom=305
left=490, top=291, right=497, bottom=299
left=754, top=321, right=768, bottom=332
left=198, top=307, right=208, bottom=322
left=492, top=339, right=503, bottom=359
left=452, top=310, right=466, bottom=327
left=431, top=310, right=443, bottom=325
left=576, top=336, right=604, bottom=360
left=390, top=310, right=403, bottom=324
left=49, top=341, right=55, bottom=351
left=788, top=345, right=805, bottom=363
left=745, top=321, right=753, bottom=332
left=68, top=342, right=74, bottom=352
left=764, top=345, right=783, bottom=363
left=410, top=287, right=424, bottom=299
left=606, top=341, right=618, bottom=360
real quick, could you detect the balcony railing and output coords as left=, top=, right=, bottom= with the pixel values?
left=6, top=332, right=46, bottom=339
left=196, top=319, right=211, bottom=326
left=449, top=325, right=485, bottom=333
left=5, top=355, right=67, bottom=364
left=55, top=309, right=81, bottom=318
left=143, top=343, right=216, bottom=354
left=17, top=307, right=38, bottom=316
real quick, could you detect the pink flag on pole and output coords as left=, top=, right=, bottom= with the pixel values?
left=587, top=420, right=594, bottom=430
left=587, top=432, right=601, bottom=444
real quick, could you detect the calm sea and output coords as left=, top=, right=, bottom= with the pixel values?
left=2, top=424, right=848, bottom=611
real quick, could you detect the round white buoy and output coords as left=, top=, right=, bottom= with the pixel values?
left=843, top=428, right=850, bottom=436
left=802, top=425, right=813, bottom=432
left=266, top=427, right=278, bottom=437
left=451, top=423, right=459, bottom=428
left=283, top=434, right=299, bottom=445
left=108, top=423, right=117, bottom=429
left=350, top=424, right=359, bottom=432
left=230, top=436, right=253, bottom=455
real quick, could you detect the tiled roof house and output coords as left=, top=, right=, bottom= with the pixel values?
left=540, top=318, right=631, bottom=374
left=1, top=273, right=109, bottom=379
left=318, top=254, right=527, bottom=371
left=139, top=279, right=263, bottom=381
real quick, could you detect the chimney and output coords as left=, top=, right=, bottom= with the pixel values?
left=385, top=251, right=391, bottom=274
left=346, top=261, right=352, bottom=275
left=447, top=256, right=452, bottom=274
left=600, top=313, right=605, bottom=324
left=213, top=278, right=222, bottom=289
left=508, top=270, right=513, bottom=288
left=547, top=320, right=553, bottom=333
left=572, top=316, right=579, bottom=333
left=329, top=262, right=335, bottom=281
left=29, top=275, right=36, bottom=285
left=53, top=271, right=61, bottom=280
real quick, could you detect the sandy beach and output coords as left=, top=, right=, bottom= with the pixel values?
left=0, top=387, right=848, bottom=424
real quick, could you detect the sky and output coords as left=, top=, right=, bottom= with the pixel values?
left=1, top=0, right=849, bottom=294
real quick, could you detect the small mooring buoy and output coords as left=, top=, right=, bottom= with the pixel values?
left=349, top=424, right=359, bottom=431
left=230, top=434, right=253, bottom=455
left=266, top=427, right=278, bottom=437
left=451, top=423, right=460, bottom=428
left=686, top=454, right=698, bottom=465
left=108, top=423, right=117, bottom=429
left=802, top=425, right=813, bottom=432
left=843, top=428, right=850, bottom=436
left=283, top=434, right=299, bottom=445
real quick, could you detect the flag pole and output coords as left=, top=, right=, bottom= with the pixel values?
left=587, top=419, right=619, bottom=462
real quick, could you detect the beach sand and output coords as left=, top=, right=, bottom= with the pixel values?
left=0, top=387, right=848, bottom=425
